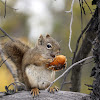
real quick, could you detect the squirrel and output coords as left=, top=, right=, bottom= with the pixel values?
left=3, top=34, right=66, bottom=97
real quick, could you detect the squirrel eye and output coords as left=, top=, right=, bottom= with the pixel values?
left=47, top=43, right=52, bottom=49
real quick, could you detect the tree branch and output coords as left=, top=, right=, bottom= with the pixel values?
left=0, top=44, right=17, bottom=81
left=0, top=0, right=18, bottom=11
left=70, top=8, right=97, bottom=92
left=0, top=27, right=14, bottom=41
left=72, top=16, right=93, bottom=63
left=84, top=0, right=92, bottom=14
left=60, top=9, right=96, bottom=90
left=0, top=90, right=90, bottom=100
left=65, top=0, right=75, bottom=52
left=46, top=56, right=93, bottom=91
left=4, top=0, right=7, bottom=18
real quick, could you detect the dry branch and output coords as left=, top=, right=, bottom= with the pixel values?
left=70, top=8, right=97, bottom=92
left=0, top=90, right=90, bottom=100
left=0, top=44, right=17, bottom=80
left=65, top=0, right=75, bottom=52
left=0, top=27, right=14, bottom=41
left=46, top=56, right=93, bottom=91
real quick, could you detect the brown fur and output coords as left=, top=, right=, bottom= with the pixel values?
left=22, top=48, right=53, bottom=89
left=4, top=35, right=60, bottom=90
left=4, top=39, right=30, bottom=82
left=4, top=39, right=30, bottom=68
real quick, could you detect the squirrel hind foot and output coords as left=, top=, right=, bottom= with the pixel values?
left=30, top=88, right=40, bottom=97
left=48, top=86, right=59, bottom=93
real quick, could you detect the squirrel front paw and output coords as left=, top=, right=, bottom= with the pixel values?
left=53, top=62, right=67, bottom=71
left=46, top=58, right=54, bottom=64
left=48, top=86, right=59, bottom=93
left=46, top=55, right=67, bottom=71
left=30, top=88, right=40, bottom=97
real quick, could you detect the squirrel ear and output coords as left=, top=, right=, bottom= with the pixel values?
left=46, top=34, right=50, bottom=38
left=38, top=35, right=44, bottom=45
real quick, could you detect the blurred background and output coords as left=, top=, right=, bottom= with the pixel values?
left=0, top=0, right=96, bottom=94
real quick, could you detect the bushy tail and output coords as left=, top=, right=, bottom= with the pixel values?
left=4, top=39, right=30, bottom=69
left=3, top=39, right=30, bottom=83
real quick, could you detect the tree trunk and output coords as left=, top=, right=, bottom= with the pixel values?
left=71, top=8, right=98, bottom=92
left=90, top=4, right=100, bottom=99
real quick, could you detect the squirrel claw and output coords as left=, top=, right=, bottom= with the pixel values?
left=47, top=59, right=54, bottom=64
left=48, top=87, right=55, bottom=93
left=54, top=86, right=59, bottom=91
left=48, top=86, right=59, bottom=93
left=30, top=88, right=40, bottom=97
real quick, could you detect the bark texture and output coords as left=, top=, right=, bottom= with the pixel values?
left=90, top=5, right=100, bottom=100
left=71, top=8, right=98, bottom=92
left=0, top=90, right=90, bottom=100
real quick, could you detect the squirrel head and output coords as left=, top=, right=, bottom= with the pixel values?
left=36, top=34, right=60, bottom=59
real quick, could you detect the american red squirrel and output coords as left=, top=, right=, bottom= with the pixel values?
left=4, top=34, right=66, bottom=97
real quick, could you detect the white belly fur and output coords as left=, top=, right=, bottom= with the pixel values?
left=25, top=65, right=55, bottom=89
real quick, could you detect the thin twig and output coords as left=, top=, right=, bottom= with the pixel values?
left=46, top=56, right=93, bottom=91
left=0, top=0, right=18, bottom=11
left=0, top=44, right=16, bottom=79
left=7, top=82, right=26, bottom=90
left=64, top=81, right=71, bottom=84
left=72, top=8, right=97, bottom=63
left=79, top=60, right=94, bottom=65
left=0, top=35, right=6, bottom=38
left=60, top=57, right=94, bottom=90
left=60, top=71, right=69, bottom=90
left=84, top=0, right=92, bottom=14
left=60, top=81, right=71, bottom=90
left=81, top=2, right=86, bottom=15
left=4, top=0, right=6, bottom=18
left=79, top=0, right=86, bottom=15
left=72, top=2, right=96, bottom=63
left=5, top=82, right=26, bottom=95
left=0, top=56, right=10, bottom=67
left=65, top=0, right=75, bottom=52
left=79, top=0, right=83, bottom=32
left=0, top=27, right=14, bottom=41
left=72, top=16, right=93, bottom=63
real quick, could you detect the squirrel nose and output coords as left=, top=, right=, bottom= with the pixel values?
left=50, top=54, right=55, bottom=58
left=50, top=50, right=60, bottom=58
